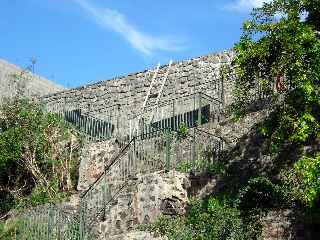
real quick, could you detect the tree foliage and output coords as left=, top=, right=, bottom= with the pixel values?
left=230, top=0, right=320, bottom=208
left=282, top=154, right=320, bottom=207
left=0, top=98, right=82, bottom=214
left=231, top=0, right=320, bottom=151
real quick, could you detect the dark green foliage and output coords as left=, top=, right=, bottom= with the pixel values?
left=281, top=154, right=320, bottom=207
left=177, top=123, right=188, bottom=140
left=147, top=197, right=247, bottom=240
left=236, top=177, right=288, bottom=213
left=0, top=218, right=23, bottom=240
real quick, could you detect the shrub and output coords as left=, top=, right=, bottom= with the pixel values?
left=236, top=177, right=287, bottom=213
left=0, top=98, right=82, bottom=214
left=148, top=197, right=247, bottom=240
left=282, top=154, right=320, bottom=207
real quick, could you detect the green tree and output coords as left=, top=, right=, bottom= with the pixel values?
left=231, top=0, right=320, bottom=207
left=0, top=98, right=82, bottom=214
left=232, top=0, right=320, bottom=151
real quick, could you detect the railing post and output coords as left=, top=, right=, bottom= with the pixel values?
left=103, top=170, right=107, bottom=221
left=221, top=72, right=225, bottom=109
left=172, top=99, right=175, bottom=130
left=198, top=93, right=202, bottom=126
left=133, top=137, right=136, bottom=174
left=79, top=201, right=86, bottom=240
left=192, top=128, right=196, bottom=173
left=165, top=129, right=171, bottom=171
left=116, top=104, right=120, bottom=138
left=47, top=205, right=53, bottom=240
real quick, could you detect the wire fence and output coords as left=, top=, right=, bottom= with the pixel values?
left=8, top=204, right=91, bottom=240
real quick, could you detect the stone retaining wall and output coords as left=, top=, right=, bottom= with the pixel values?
left=42, top=51, right=236, bottom=119
left=95, top=170, right=188, bottom=239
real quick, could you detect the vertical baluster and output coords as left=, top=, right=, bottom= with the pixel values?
left=133, top=138, right=136, bottom=175
left=98, top=119, right=101, bottom=141
left=84, top=116, right=88, bottom=141
left=95, top=118, right=99, bottom=141
left=165, top=130, right=171, bottom=171
left=90, top=118, right=94, bottom=141
left=161, top=108, right=164, bottom=130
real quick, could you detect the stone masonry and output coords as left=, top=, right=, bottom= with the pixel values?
left=95, top=170, right=188, bottom=240
left=42, top=51, right=235, bottom=119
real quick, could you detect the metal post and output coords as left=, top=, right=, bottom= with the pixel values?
left=165, top=129, right=171, bottom=171
left=221, top=69, right=225, bottom=108
left=198, top=93, right=202, bottom=126
left=47, top=205, right=53, bottom=240
left=172, top=99, right=175, bottom=130
left=192, top=90, right=197, bottom=172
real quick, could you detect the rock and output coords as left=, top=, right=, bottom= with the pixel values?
left=108, top=230, right=167, bottom=240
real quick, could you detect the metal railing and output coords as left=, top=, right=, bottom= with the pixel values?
left=127, top=92, right=223, bottom=139
left=45, top=103, right=121, bottom=142
left=44, top=92, right=223, bottom=144
left=9, top=203, right=91, bottom=240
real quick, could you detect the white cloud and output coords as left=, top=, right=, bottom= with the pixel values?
left=73, top=0, right=185, bottom=56
left=224, top=0, right=272, bottom=13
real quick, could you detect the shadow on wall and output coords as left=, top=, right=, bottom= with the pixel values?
left=218, top=121, right=320, bottom=239
left=64, top=109, right=115, bottom=138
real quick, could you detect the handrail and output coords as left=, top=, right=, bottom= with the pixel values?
left=84, top=181, right=129, bottom=230
left=81, top=126, right=165, bottom=199
left=80, top=136, right=135, bottom=198
left=195, top=128, right=226, bottom=143
left=201, top=93, right=222, bottom=104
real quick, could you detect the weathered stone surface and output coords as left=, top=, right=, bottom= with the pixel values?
left=78, top=139, right=120, bottom=191
left=261, top=210, right=294, bottom=240
left=42, top=51, right=236, bottom=118
left=109, top=230, right=166, bottom=240
left=94, top=170, right=189, bottom=239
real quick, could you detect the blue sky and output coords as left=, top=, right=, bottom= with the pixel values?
left=0, top=0, right=268, bottom=88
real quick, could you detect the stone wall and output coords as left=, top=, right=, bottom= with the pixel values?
left=0, top=59, right=65, bottom=101
left=42, top=51, right=236, bottom=120
left=77, top=138, right=120, bottom=191
left=94, top=170, right=188, bottom=240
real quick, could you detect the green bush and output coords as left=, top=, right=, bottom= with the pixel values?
left=231, top=0, right=320, bottom=151
left=0, top=98, right=82, bottom=214
left=176, top=159, right=225, bottom=175
left=236, top=177, right=287, bottom=213
left=0, top=218, right=25, bottom=240
left=148, top=197, right=247, bottom=240
left=282, top=154, right=320, bottom=207
left=177, top=123, right=188, bottom=139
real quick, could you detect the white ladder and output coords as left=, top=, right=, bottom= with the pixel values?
left=132, top=63, right=160, bottom=136
left=132, top=60, right=173, bottom=136
left=149, top=60, right=173, bottom=124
